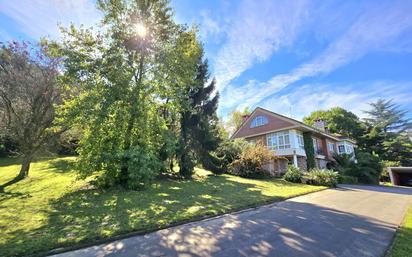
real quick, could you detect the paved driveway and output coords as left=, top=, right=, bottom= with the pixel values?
left=52, top=185, right=412, bottom=257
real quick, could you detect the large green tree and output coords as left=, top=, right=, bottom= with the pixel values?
left=363, top=99, right=412, bottom=165
left=363, top=99, right=412, bottom=133
left=303, top=107, right=364, bottom=139
left=57, top=0, right=186, bottom=189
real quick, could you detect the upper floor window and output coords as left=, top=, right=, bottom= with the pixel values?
left=297, top=134, right=304, bottom=149
left=267, top=131, right=290, bottom=150
left=250, top=115, right=268, bottom=128
left=328, top=142, right=335, bottom=153
left=338, top=144, right=345, bottom=154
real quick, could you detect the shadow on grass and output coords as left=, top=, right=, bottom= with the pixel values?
left=2, top=174, right=288, bottom=257
left=47, top=158, right=77, bottom=173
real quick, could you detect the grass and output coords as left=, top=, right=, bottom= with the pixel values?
left=0, top=157, right=325, bottom=257
left=388, top=204, right=412, bottom=257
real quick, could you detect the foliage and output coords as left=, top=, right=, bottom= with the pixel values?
left=55, top=0, right=223, bottom=188
left=0, top=136, right=18, bottom=157
left=303, top=107, right=364, bottom=139
left=380, top=160, right=401, bottom=182
left=0, top=156, right=325, bottom=257
left=334, top=152, right=382, bottom=184
left=229, top=143, right=273, bottom=178
left=176, top=46, right=221, bottom=178
left=214, top=139, right=249, bottom=170
left=0, top=41, right=64, bottom=186
left=303, top=169, right=339, bottom=187
left=363, top=99, right=412, bottom=133
left=388, top=204, right=412, bottom=257
left=362, top=99, right=412, bottom=166
left=382, top=133, right=412, bottom=166
left=303, top=132, right=316, bottom=170
left=338, top=175, right=358, bottom=184
left=227, top=107, right=251, bottom=135
left=283, top=165, right=303, bottom=183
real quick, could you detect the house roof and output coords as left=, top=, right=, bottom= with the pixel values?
left=231, top=107, right=356, bottom=143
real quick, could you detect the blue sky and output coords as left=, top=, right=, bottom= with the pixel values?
left=1, top=0, right=412, bottom=121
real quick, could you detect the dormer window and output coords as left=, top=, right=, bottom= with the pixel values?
left=250, top=115, right=268, bottom=128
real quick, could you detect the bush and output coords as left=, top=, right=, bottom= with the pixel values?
left=303, top=169, right=339, bottom=187
left=339, top=175, right=358, bottom=184
left=333, top=151, right=381, bottom=185
left=215, top=139, right=249, bottom=166
left=228, top=143, right=273, bottom=178
left=283, top=165, right=303, bottom=183
left=380, top=160, right=401, bottom=182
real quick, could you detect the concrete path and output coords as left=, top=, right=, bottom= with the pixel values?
left=51, top=185, right=412, bottom=257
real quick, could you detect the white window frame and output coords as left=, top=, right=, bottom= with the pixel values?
left=267, top=131, right=291, bottom=150
left=313, top=138, right=318, bottom=152
left=297, top=134, right=304, bottom=149
left=250, top=115, right=268, bottom=128
left=327, top=142, right=335, bottom=153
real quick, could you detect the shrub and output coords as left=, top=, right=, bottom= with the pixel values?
left=228, top=143, right=273, bottom=178
left=380, top=160, right=401, bottom=182
left=339, top=175, right=358, bottom=184
left=215, top=139, right=249, bottom=166
left=283, top=165, right=303, bottom=183
left=333, top=151, right=381, bottom=185
left=303, top=169, right=339, bottom=187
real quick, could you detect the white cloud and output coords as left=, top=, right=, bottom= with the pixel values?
left=213, top=0, right=310, bottom=92
left=221, top=0, right=412, bottom=112
left=0, top=0, right=101, bottom=40
left=259, top=81, right=412, bottom=121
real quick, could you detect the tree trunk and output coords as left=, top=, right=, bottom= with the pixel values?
left=0, top=153, right=32, bottom=192
left=16, top=153, right=32, bottom=180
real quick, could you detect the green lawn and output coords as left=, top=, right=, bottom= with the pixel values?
left=388, top=204, right=412, bottom=257
left=0, top=157, right=325, bottom=257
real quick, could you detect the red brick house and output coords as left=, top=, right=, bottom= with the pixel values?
left=231, top=107, right=356, bottom=174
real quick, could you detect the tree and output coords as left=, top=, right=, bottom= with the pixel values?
left=177, top=51, right=221, bottom=178
left=363, top=99, right=412, bottom=133
left=303, top=107, right=364, bottom=139
left=382, top=133, right=412, bottom=166
left=227, top=107, right=251, bottom=135
left=362, top=99, right=412, bottom=165
left=0, top=41, right=63, bottom=188
left=57, top=0, right=181, bottom=189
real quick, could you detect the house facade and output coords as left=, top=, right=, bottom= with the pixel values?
left=231, top=107, right=356, bottom=175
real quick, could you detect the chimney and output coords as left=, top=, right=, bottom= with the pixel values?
left=314, top=118, right=326, bottom=132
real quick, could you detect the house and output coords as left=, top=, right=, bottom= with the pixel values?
left=231, top=107, right=356, bottom=174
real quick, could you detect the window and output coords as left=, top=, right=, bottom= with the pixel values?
left=346, top=145, right=354, bottom=153
left=250, top=115, right=268, bottom=128
left=328, top=142, right=335, bottom=153
left=338, top=144, right=345, bottom=154
left=313, top=138, right=318, bottom=152
left=297, top=134, right=304, bottom=149
left=267, top=131, right=290, bottom=150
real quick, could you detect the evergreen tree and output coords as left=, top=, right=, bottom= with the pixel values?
left=178, top=55, right=221, bottom=178
left=363, top=99, right=412, bottom=164
left=363, top=99, right=412, bottom=132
